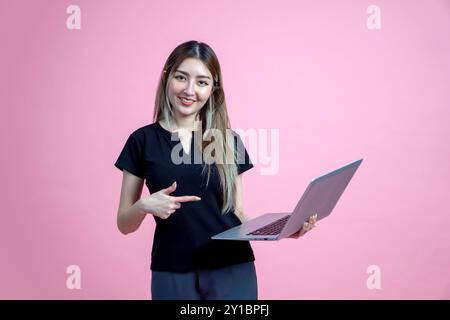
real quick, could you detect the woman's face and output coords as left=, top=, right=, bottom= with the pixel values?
left=167, top=58, right=214, bottom=119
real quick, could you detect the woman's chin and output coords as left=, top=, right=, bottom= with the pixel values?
left=174, top=106, right=198, bottom=117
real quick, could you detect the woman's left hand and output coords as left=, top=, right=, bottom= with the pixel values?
left=288, top=214, right=318, bottom=239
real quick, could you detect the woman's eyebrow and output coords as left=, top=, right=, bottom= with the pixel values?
left=175, top=69, right=211, bottom=80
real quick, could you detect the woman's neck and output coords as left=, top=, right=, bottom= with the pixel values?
left=171, top=114, right=201, bottom=132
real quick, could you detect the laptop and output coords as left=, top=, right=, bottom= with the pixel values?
left=211, top=158, right=363, bottom=241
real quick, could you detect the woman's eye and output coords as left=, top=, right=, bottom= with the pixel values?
left=175, top=75, right=208, bottom=86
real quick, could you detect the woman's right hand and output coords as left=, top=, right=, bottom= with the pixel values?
left=138, top=181, right=201, bottom=219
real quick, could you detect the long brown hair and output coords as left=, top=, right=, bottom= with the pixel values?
left=153, top=40, right=240, bottom=216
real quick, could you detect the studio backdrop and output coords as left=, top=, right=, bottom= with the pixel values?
left=1, top=0, right=449, bottom=299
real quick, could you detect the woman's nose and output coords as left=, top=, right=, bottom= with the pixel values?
left=183, top=81, right=195, bottom=95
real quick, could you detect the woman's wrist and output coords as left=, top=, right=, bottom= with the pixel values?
left=135, top=199, right=148, bottom=216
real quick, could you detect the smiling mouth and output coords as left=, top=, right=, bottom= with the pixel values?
left=178, top=96, right=195, bottom=106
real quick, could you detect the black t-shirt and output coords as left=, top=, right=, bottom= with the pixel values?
left=114, top=122, right=255, bottom=272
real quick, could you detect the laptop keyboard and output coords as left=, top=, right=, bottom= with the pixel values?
left=247, top=215, right=290, bottom=236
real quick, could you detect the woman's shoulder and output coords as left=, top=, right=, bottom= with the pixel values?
left=131, top=122, right=159, bottom=135
left=226, top=128, right=244, bottom=144
left=128, top=122, right=160, bottom=141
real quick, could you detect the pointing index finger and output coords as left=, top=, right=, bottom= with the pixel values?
left=172, top=195, right=201, bottom=203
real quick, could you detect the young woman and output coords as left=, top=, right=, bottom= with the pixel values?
left=114, top=40, right=316, bottom=300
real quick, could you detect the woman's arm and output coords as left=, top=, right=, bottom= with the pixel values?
left=234, top=174, right=251, bottom=223
left=117, top=172, right=202, bottom=234
left=116, top=170, right=146, bottom=235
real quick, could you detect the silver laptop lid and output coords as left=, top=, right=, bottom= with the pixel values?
left=279, top=158, right=363, bottom=239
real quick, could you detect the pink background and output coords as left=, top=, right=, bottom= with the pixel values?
left=1, top=0, right=449, bottom=299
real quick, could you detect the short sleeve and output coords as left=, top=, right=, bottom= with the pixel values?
left=114, top=132, right=145, bottom=179
left=233, top=132, right=254, bottom=175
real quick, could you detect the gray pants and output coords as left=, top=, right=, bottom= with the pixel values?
left=151, top=261, right=258, bottom=300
